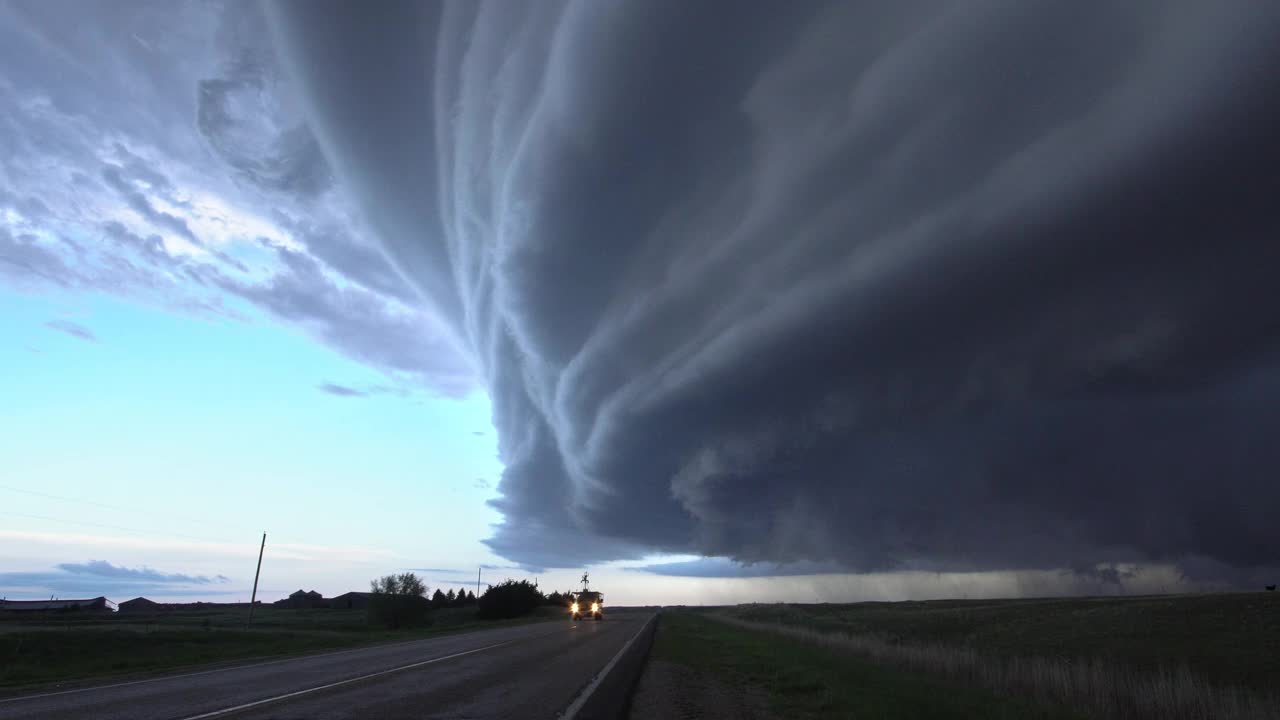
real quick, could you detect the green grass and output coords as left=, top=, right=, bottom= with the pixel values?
left=653, top=610, right=1080, bottom=719
left=0, top=606, right=564, bottom=690
left=722, top=593, right=1280, bottom=696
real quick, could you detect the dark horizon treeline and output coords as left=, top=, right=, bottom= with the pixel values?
left=543, top=590, right=578, bottom=607
left=368, top=574, right=584, bottom=627
left=430, top=587, right=478, bottom=609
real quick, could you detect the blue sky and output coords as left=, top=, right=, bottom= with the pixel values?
left=1, top=286, right=512, bottom=600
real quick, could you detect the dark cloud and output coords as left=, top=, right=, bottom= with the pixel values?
left=629, top=558, right=846, bottom=578
left=197, top=61, right=332, bottom=197
left=0, top=226, right=79, bottom=288
left=45, top=319, right=98, bottom=343
left=100, top=164, right=197, bottom=244
left=1067, top=563, right=1138, bottom=587
left=268, top=1, right=1280, bottom=582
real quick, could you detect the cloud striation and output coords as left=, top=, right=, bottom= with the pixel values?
left=262, top=1, right=1280, bottom=582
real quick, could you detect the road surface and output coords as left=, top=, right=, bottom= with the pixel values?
left=0, top=611, right=654, bottom=720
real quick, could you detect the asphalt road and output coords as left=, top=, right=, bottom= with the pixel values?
left=0, top=611, right=654, bottom=720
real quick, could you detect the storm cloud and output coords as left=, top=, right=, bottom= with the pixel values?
left=265, top=1, right=1280, bottom=581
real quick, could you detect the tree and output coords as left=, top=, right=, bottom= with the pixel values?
left=453, top=588, right=470, bottom=607
left=445, top=589, right=456, bottom=604
left=546, top=590, right=574, bottom=607
left=370, top=572, right=428, bottom=597
left=477, top=579, right=544, bottom=619
left=466, top=590, right=476, bottom=604
left=368, top=572, right=431, bottom=629
left=431, top=589, right=447, bottom=609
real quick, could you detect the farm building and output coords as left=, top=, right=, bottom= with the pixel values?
left=275, top=589, right=325, bottom=609
left=0, top=597, right=115, bottom=613
left=118, top=597, right=160, bottom=612
left=328, top=592, right=371, bottom=609
left=118, top=598, right=262, bottom=612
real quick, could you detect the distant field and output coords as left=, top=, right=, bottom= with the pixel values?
left=712, top=593, right=1280, bottom=719
left=0, top=605, right=564, bottom=690
left=721, top=593, right=1280, bottom=694
left=639, top=610, right=1079, bottom=719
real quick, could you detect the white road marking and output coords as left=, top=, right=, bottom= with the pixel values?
left=559, top=613, right=657, bottom=720
left=0, top=643, right=387, bottom=705
left=0, top=623, right=551, bottom=705
left=175, top=639, right=514, bottom=720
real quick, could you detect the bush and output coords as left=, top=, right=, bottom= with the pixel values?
left=545, top=590, right=574, bottom=607
left=477, top=579, right=543, bottom=619
left=368, top=594, right=432, bottom=629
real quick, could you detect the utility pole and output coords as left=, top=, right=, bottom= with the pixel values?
left=248, top=532, right=266, bottom=624
left=476, top=566, right=482, bottom=599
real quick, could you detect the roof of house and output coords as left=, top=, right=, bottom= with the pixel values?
left=120, top=597, right=158, bottom=605
left=0, top=597, right=112, bottom=610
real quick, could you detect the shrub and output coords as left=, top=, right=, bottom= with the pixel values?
left=477, top=579, right=543, bottom=619
left=545, top=590, right=574, bottom=607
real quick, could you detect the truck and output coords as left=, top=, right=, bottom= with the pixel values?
left=570, top=572, right=604, bottom=620
left=570, top=590, right=604, bottom=621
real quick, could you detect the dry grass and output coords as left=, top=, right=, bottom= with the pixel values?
left=709, top=614, right=1278, bottom=720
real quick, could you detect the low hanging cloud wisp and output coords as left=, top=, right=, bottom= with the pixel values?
left=268, top=1, right=1280, bottom=580
left=0, top=560, right=230, bottom=597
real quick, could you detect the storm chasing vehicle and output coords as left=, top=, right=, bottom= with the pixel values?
left=570, top=591, right=604, bottom=621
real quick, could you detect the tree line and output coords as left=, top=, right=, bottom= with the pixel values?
left=368, top=573, right=575, bottom=629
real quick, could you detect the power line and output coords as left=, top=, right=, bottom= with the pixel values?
left=0, top=484, right=257, bottom=537
left=0, top=510, right=243, bottom=546
left=0, top=488, right=404, bottom=565
left=0, top=510, right=389, bottom=564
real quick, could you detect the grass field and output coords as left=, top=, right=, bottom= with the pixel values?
left=650, top=610, right=1080, bottom=719
left=713, top=593, right=1280, bottom=719
left=0, top=605, right=564, bottom=690
left=721, top=593, right=1280, bottom=695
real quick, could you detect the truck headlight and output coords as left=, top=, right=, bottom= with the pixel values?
left=591, top=602, right=599, bottom=612
left=570, top=603, right=578, bottom=613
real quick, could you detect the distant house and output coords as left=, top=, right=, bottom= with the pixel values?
left=328, top=592, right=371, bottom=610
left=0, top=597, right=115, bottom=613
left=118, top=597, right=160, bottom=613
left=275, top=589, right=325, bottom=609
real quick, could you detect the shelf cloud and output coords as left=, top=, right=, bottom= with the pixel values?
left=266, top=1, right=1280, bottom=583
